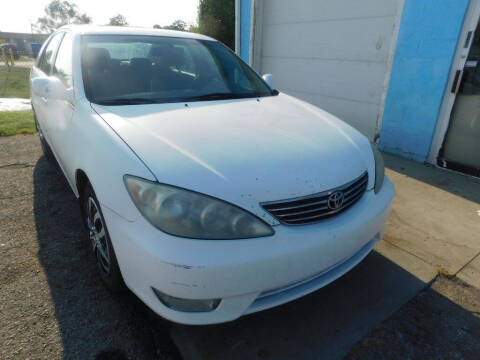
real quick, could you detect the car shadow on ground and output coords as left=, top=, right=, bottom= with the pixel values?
left=32, top=156, right=181, bottom=360
left=33, top=155, right=480, bottom=360
left=168, top=253, right=479, bottom=360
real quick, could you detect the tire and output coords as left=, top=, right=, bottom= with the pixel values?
left=34, top=113, right=54, bottom=161
left=82, top=183, right=125, bottom=293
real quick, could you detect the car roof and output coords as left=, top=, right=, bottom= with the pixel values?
left=57, top=25, right=216, bottom=41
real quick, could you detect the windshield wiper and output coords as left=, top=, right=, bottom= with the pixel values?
left=96, top=93, right=263, bottom=105
left=96, top=98, right=160, bottom=105
left=189, top=92, right=259, bottom=101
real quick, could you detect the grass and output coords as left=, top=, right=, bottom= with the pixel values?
left=0, top=110, right=36, bottom=136
left=0, top=64, right=34, bottom=136
left=0, top=65, right=30, bottom=98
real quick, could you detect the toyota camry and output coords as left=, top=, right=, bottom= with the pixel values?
left=30, top=26, right=394, bottom=325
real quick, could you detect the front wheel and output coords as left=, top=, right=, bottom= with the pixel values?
left=82, top=183, right=125, bottom=292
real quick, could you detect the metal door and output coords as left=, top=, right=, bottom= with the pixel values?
left=437, top=5, right=480, bottom=177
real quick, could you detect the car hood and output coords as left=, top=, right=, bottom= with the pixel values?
left=92, top=93, right=375, bottom=225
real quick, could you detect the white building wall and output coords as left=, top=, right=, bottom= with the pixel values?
left=251, top=0, right=404, bottom=140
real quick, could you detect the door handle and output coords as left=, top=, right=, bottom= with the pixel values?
left=41, top=85, right=50, bottom=102
left=451, top=70, right=463, bottom=94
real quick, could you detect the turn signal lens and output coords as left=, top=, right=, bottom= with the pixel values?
left=152, top=288, right=220, bottom=312
left=371, top=144, right=385, bottom=194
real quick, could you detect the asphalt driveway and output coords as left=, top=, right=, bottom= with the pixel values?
left=1, top=134, right=479, bottom=360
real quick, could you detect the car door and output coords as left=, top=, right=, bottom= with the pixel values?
left=30, top=32, right=64, bottom=143
left=47, top=31, right=76, bottom=179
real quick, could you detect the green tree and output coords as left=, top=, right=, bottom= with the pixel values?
left=34, top=0, right=91, bottom=33
left=196, top=0, right=235, bottom=49
left=161, top=20, right=187, bottom=31
left=109, top=14, right=128, bottom=26
left=188, top=24, right=199, bottom=33
left=153, top=20, right=188, bottom=31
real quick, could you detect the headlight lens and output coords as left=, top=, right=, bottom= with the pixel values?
left=371, top=144, right=385, bottom=194
left=124, top=175, right=274, bottom=239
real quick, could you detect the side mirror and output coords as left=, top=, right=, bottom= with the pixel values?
left=32, top=77, right=73, bottom=102
left=31, top=77, right=50, bottom=97
left=262, top=74, right=275, bottom=89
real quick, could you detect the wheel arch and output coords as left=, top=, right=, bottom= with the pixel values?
left=75, top=168, right=90, bottom=199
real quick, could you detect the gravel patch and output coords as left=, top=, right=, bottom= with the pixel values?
left=0, top=135, right=180, bottom=360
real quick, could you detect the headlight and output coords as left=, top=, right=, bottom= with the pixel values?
left=371, top=144, right=385, bottom=194
left=124, top=175, right=274, bottom=239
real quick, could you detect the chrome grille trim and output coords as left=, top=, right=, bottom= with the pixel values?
left=261, top=172, right=368, bottom=225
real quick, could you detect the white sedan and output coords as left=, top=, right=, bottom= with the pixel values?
left=30, top=25, right=394, bottom=325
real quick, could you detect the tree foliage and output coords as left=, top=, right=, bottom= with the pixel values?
left=161, top=20, right=187, bottom=31
left=196, top=0, right=235, bottom=49
left=33, top=0, right=91, bottom=33
left=153, top=20, right=188, bottom=31
left=108, top=14, right=128, bottom=26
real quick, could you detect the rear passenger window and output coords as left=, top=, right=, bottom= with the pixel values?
left=37, top=33, right=64, bottom=74
left=53, top=33, right=74, bottom=87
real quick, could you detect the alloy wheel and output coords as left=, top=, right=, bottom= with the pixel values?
left=86, top=197, right=111, bottom=274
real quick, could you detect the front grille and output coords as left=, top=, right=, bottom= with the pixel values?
left=261, top=172, right=368, bottom=225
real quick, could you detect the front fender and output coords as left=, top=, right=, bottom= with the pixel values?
left=67, top=99, right=156, bottom=222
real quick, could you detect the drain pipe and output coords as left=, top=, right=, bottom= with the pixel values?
left=235, top=0, right=241, bottom=55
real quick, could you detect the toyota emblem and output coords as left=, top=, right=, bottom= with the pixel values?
left=328, top=191, right=344, bottom=210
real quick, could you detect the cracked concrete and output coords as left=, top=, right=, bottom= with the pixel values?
left=458, top=254, right=480, bottom=289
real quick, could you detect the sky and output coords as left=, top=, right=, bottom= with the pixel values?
left=1, top=0, right=199, bottom=33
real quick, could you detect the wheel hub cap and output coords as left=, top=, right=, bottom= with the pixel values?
left=86, top=197, right=111, bottom=274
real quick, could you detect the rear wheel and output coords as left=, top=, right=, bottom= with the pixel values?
left=34, top=113, right=54, bottom=161
left=82, top=183, right=125, bottom=292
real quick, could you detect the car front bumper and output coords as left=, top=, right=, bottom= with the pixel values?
left=102, top=176, right=394, bottom=325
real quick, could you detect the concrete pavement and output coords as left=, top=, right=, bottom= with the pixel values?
left=10, top=60, right=35, bottom=68
left=0, top=98, right=31, bottom=111
left=458, top=254, right=480, bottom=289
left=379, top=154, right=480, bottom=284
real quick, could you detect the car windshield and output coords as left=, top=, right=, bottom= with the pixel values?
left=81, top=34, right=274, bottom=105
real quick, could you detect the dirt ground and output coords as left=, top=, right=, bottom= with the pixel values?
left=1, top=134, right=479, bottom=360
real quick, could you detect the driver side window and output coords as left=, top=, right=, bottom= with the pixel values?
left=53, top=32, right=74, bottom=88
left=37, top=33, right=64, bottom=75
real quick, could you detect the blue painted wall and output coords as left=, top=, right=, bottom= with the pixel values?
left=240, top=0, right=252, bottom=63
left=380, top=0, right=470, bottom=162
